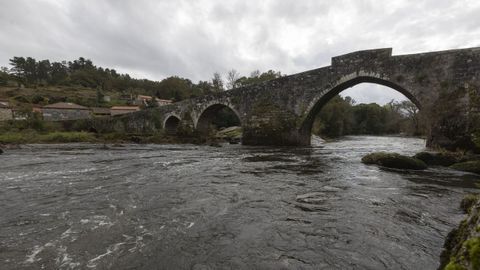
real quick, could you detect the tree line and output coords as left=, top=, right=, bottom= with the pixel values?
left=313, top=96, right=426, bottom=138
left=0, top=56, right=282, bottom=102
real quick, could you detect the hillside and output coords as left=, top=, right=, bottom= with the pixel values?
left=0, top=85, right=128, bottom=109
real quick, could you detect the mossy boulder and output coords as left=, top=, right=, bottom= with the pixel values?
left=450, top=160, right=480, bottom=174
left=461, top=194, right=480, bottom=214
left=216, top=126, right=242, bottom=144
left=439, top=195, right=480, bottom=270
left=362, top=152, right=427, bottom=170
left=414, top=151, right=459, bottom=166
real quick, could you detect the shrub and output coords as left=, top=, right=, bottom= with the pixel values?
left=461, top=194, right=480, bottom=214
left=40, top=132, right=95, bottom=143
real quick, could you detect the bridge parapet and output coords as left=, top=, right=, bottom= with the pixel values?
left=331, top=48, right=392, bottom=68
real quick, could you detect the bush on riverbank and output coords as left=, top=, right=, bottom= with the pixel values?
left=361, top=152, right=427, bottom=170
left=450, top=161, right=480, bottom=175
left=439, top=194, right=480, bottom=270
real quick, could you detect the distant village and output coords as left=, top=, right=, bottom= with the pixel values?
left=0, top=95, right=172, bottom=121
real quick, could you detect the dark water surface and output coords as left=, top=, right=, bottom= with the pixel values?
left=1, top=136, right=479, bottom=269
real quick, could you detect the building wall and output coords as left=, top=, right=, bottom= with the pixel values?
left=42, top=109, right=91, bottom=121
left=111, top=109, right=138, bottom=116
left=0, top=108, right=13, bottom=121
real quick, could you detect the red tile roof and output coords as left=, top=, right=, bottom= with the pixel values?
left=110, top=106, right=140, bottom=110
left=43, top=102, right=89, bottom=110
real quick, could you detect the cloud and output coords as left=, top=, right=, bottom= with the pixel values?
left=0, top=0, right=479, bottom=104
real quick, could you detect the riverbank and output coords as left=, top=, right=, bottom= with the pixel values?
left=0, top=126, right=244, bottom=147
left=440, top=195, right=480, bottom=269
left=0, top=131, right=204, bottom=146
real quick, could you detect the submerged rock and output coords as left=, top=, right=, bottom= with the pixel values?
left=361, top=152, right=427, bottom=170
left=0, top=148, right=3, bottom=154
left=439, top=194, right=480, bottom=270
left=450, top=160, right=480, bottom=175
left=414, top=151, right=459, bottom=166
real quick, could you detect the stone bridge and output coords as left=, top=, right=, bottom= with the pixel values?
left=89, top=47, right=480, bottom=150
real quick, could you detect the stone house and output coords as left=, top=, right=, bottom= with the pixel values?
left=135, top=95, right=173, bottom=107
left=0, top=103, right=13, bottom=121
left=42, top=102, right=91, bottom=121
left=110, top=106, right=140, bottom=116
left=91, top=107, right=111, bottom=117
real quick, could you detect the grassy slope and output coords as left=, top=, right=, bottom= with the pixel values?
left=0, top=85, right=127, bottom=108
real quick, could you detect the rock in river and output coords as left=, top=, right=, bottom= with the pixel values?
left=361, top=152, right=427, bottom=170
left=414, top=151, right=459, bottom=166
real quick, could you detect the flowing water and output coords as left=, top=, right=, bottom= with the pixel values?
left=1, top=136, right=479, bottom=270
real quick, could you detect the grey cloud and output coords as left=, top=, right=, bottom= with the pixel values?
left=0, top=0, right=479, bottom=103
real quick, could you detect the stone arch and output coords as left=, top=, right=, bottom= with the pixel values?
left=299, top=75, right=423, bottom=138
left=163, top=114, right=181, bottom=135
left=195, top=103, right=242, bottom=134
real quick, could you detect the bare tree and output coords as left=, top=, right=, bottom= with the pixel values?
left=226, top=69, right=240, bottom=89
left=250, top=69, right=260, bottom=78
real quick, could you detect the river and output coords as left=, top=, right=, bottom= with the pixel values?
left=1, top=136, right=479, bottom=270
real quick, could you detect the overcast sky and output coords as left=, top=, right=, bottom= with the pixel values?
left=1, top=0, right=479, bottom=104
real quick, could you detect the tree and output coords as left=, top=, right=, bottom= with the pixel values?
left=96, top=87, right=105, bottom=106
left=49, top=62, right=68, bottom=84
left=0, top=67, right=10, bottom=86
left=37, top=60, right=51, bottom=84
left=211, top=72, right=224, bottom=92
left=399, top=100, right=421, bottom=135
left=24, top=57, right=37, bottom=86
left=9, top=56, right=27, bottom=86
left=196, top=80, right=214, bottom=94
left=236, top=69, right=282, bottom=87
left=226, top=69, right=240, bottom=89
left=145, top=97, right=159, bottom=108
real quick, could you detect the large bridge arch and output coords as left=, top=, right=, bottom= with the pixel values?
left=299, top=75, right=423, bottom=139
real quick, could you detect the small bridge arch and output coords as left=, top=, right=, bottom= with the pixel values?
left=195, top=103, right=243, bottom=135
left=163, top=114, right=181, bottom=135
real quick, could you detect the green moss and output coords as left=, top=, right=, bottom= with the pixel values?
left=461, top=194, right=480, bottom=214
left=445, top=261, right=466, bottom=270
left=216, top=126, right=242, bottom=138
left=361, top=152, right=427, bottom=170
left=440, top=193, right=480, bottom=270
left=450, top=161, right=480, bottom=174
left=465, top=237, right=480, bottom=269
